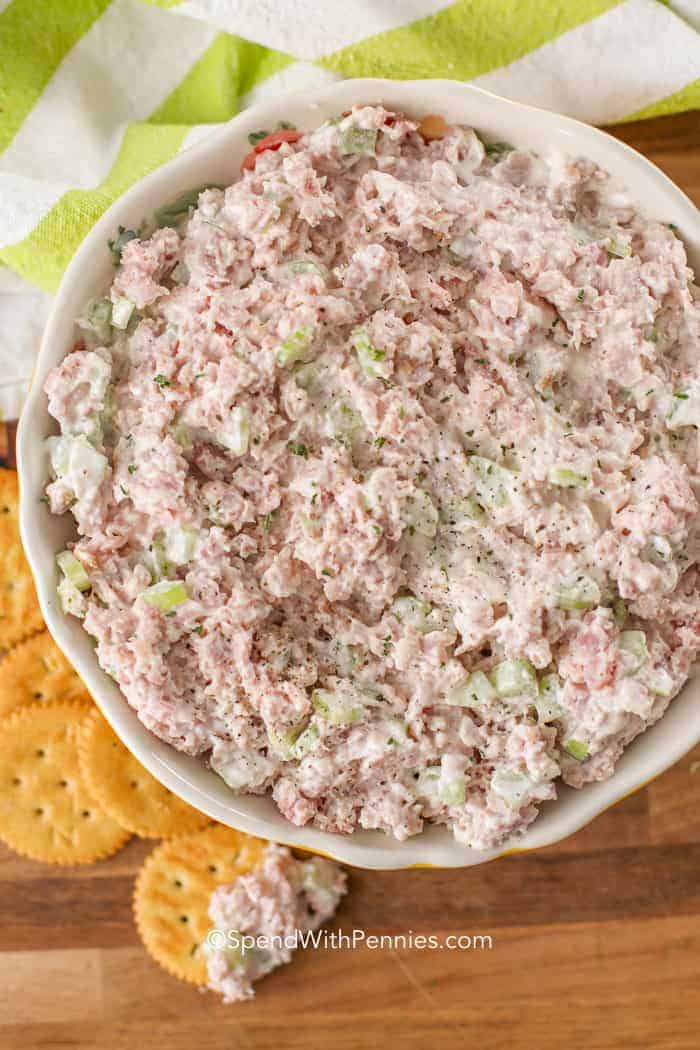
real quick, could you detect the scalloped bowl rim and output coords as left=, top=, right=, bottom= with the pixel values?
left=17, top=78, right=700, bottom=870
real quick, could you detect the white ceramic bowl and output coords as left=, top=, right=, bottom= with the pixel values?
left=18, top=79, right=700, bottom=870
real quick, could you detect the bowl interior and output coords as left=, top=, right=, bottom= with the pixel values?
left=17, top=78, right=700, bottom=869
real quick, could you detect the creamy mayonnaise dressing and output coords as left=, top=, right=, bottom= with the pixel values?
left=45, top=106, right=700, bottom=849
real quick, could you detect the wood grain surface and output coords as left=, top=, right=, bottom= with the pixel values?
left=1, top=109, right=699, bottom=1050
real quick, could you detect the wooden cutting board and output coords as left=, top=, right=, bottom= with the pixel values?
left=1, top=109, right=699, bottom=1050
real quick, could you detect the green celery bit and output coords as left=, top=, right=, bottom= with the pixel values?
left=141, top=580, right=188, bottom=612
left=352, top=326, right=386, bottom=378
left=56, top=550, right=91, bottom=592
left=277, top=326, right=313, bottom=366
left=549, top=466, right=588, bottom=488
left=339, top=126, right=377, bottom=156
left=490, top=659, right=538, bottom=699
left=564, top=738, right=589, bottom=761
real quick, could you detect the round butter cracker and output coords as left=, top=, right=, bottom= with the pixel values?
left=0, top=469, right=44, bottom=648
left=78, top=710, right=209, bottom=839
left=0, top=701, right=131, bottom=864
left=0, top=630, right=92, bottom=717
left=133, top=823, right=267, bottom=984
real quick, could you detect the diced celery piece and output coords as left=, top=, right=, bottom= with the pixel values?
left=607, top=238, right=631, bottom=259
left=339, top=126, right=377, bottom=156
left=470, top=456, right=512, bottom=508
left=292, top=723, right=320, bottom=757
left=80, top=352, right=111, bottom=401
left=648, top=535, right=673, bottom=563
left=490, top=659, right=538, bottom=699
left=293, top=362, right=321, bottom=393
left=327, top=400, right=362, bottom=446
left=417, top=766, right=441, bottom=796
left=445, top=670, right=496, bottom=707
left=312, top=688, right=363, bottom=726
left=101, top=382, right=116, bottom=422
left=618, top=630, right=649, bottom=674
left=548, top=466, right=588, bottom=488
left=391, top=595, right=438, bottom=634
left=85, top=299, right=113, bottom=343
left=219, top=405, right=250, bottom=456
left=564, top=738, right=589, bottom=761
left=330, top=641, right=363, bottom=677
left=571, top=224, right=594, bottom=247
left=144, top=535, right=170, bottom=581
left=440, top=778, right=467, bottom=806
left=553, top=575, right=601, bottom=611
left=491, top=769, right=533, bottom=808
left=385, top=718, right=409, bottom=747
left=444, top=495, right=488, bottom=530
left=267, top=723, right=305, bottom=759
left=172, top=422, right=193, bottom=450
left=57, top=577, right=87, bottom=619
left=449, top=235, right=479, bottom=260
left=277, top=326, right=313, bottom=366
left=404, top=489, right=439, bottom=538
left=281, top=259, right=328, bottom=280
left=165, top=526, right=197, bottom=566
left=536, top=673, right=565, bottom=722
left=141, top=579, right=188, bottom=612
left=351, top=326, right=386, bottom=378
left=460, top=496, right=487, bottom=522
left=111, top=298, right=134, bottom=330
left=613, top=598, right=627, bottom=626
left=666, top=389, right=700, bottom=429
left=56, top=550, right=91, bottom=592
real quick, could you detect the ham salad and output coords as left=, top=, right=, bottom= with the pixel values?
left=204, top=844, right=346, bottom=1003
left=44, top=105, right=700, bottom=850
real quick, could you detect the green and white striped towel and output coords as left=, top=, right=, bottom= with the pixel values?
left=1, top=0, right=699, bottom=417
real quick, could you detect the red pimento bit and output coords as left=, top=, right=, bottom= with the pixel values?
left=241, top=129, right=302, bottom=171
